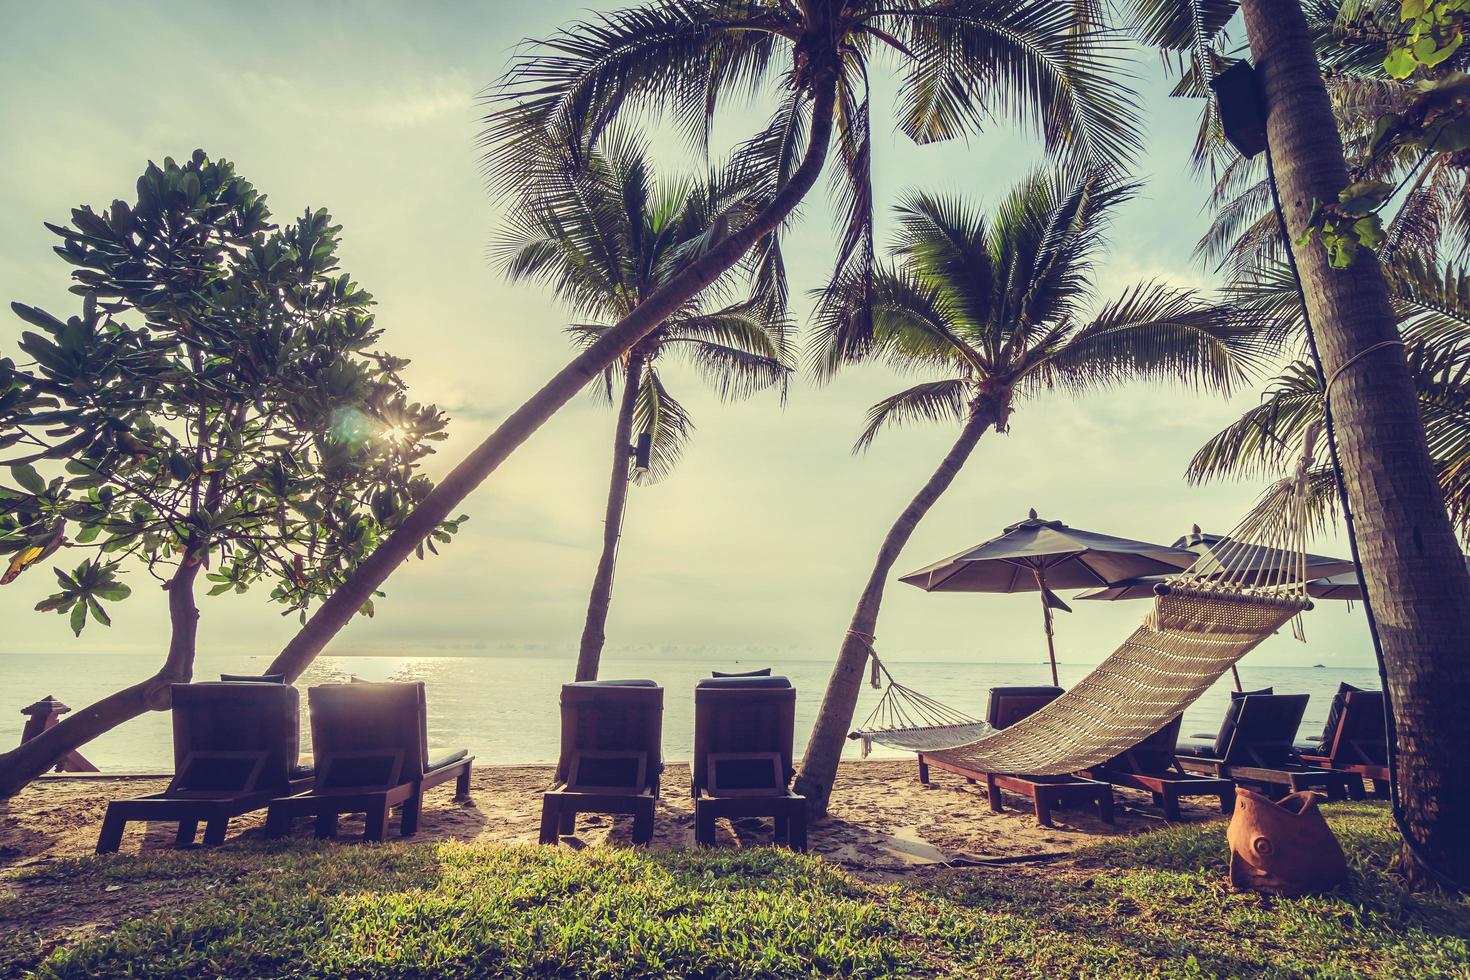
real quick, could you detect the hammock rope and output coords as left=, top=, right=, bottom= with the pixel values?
left=852, top=431, right=1320, bottom=776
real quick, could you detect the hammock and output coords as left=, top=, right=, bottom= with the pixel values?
left=852, top=441, right=1319, bottom=777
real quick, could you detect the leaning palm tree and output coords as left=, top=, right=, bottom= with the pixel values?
left=795, top=168, right=1272, bottom=812
left=497, top=138, right=791, bottom=681
left=259, top=0, right=1143, bottom=690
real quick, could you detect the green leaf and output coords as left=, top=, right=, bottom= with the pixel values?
left=93, top=583, right=131, bottom=600
left=1386, top=46, right=1419, bottom=79
left=10, top=463, right=45, bottom=495
left=1422, top=31, right=1464, bottom=67
left=69, top=600, right=86, bottom=636
left=87, top=596, right=111, bottom=627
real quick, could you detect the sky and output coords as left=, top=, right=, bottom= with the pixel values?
left=0, top=1, right=1377, bottom=679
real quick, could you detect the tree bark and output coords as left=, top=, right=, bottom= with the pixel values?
left=263, top=70, right=841, bottom=684
left=575, top=350, right=644, bottom=681
left=0, top=559, right=200, bottom=796
left=794, top=409, right=993, bottom=815
left=1240, top=0, right=1470, bottom=885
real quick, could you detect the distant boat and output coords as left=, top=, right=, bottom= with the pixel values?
left=1312, top=663, right=1326, bottom=668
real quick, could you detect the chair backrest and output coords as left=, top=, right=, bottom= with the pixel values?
left=556, top=680, right=663, bottom=791
left=1328, top=690, right=1387, bottom=766
left=986, top=686, right=1064, bottom=730
left=308, top=682, right=428, bottom=790
left=169, top=682, right=300, bottom=794
left=693, top=676, right=795, bottom=796
left=1113, top=714, right=1184, bottom=772
left=1220, top=694, right=1309, bottom=766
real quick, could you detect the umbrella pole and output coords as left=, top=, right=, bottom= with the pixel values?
left=1230, top=665, right=1243, bottom=692
left=1034, top=567, right=1060, bottom=687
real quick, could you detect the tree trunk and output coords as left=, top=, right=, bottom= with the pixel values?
left=1241, top=0, right=1470, bottom=886
left=263, top=71, right=841, bottom=685
left=794, top=409, right=993, bottom=815
left=0, top=559, right=201, bottom=796
left=575, top=350, right=644, bottom=681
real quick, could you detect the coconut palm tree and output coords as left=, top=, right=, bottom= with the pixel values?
left=1123, top=0, right=1470, bottom=887
left=497, top=138, right=792, bottom=681
left=1190, top=255, right=1470, bottom=541
left=262, top=0, right=1144, bottom=693
left=795, top=168, right=1273, bottom=812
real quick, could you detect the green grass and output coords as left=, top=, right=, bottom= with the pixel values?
left=3, top=802, right=1467, bottom=978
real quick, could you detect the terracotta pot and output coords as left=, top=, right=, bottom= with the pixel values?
left=1227, top=787, right=1348, bottom=896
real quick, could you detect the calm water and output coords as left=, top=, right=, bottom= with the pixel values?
left=0, top=652, right=1382, bottom=771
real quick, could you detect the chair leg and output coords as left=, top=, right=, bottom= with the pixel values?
left=1347, top=775, right=1366, bottom=801
left=315, top=811, right=339, bottom=839
left=456, top=763, right=472, bottom=801
left=984, top=775, right=1003, bottom=813
left=365, top=802, right=390, bottom=842
left=539, top=796, right=561, bottom=845
left=175, top=819, right=199, bottom=846
left=787, top=804, right=808, bottom=853
left=1035, top=793, right=1054, bottom=829
left=1161, top=790, right=1181, bottom=823
left=632, top=799, right=655, bottom=846
left=401, top=791, right=423, bottom=837
left=774, top=813, right=789, bottom=844
left=1096, top=790, right=1114, bottom=825
left=695, top=802, right=717, bottom=847
left=96, top=809, right=126, bottom=854
left=558, top=810, right=577, bottom=836
left=203, top=818, right=229, bottom=846
left=917, top=755, right=930, bottom=786
left=265, top=803, right=291, bottom=839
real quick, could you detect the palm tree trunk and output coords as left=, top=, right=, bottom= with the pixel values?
left=795, top=409, right=992, bottom=816
left=1241, top=0, right=1470, bottom=885
left=0, top=559, right=201, bottom=796
left=261, top=71, right=841, bottom=687
left=575, top=351, right=644, bottom=681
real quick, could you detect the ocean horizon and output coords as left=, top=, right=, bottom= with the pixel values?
left=1, top=651, right=1383, bottom=772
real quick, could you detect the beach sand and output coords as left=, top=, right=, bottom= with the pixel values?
left=0, top=759, right=1224, bottom=876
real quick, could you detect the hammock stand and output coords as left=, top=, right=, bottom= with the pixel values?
left=852, top=446, right=1319, bottom=779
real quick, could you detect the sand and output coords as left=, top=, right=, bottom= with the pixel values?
left=0, top=759, right=1224, bottom=876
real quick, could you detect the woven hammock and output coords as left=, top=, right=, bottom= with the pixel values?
left=852, top=441, right=1319, bottom=777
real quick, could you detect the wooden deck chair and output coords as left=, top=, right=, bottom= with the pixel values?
left=1078, top=715, right=1234, bottom=820
left=692, top=675, right=806, bottom=851
left=919, top=686, right=1113, bottom=828
left=1297, top=688, right=1389, bottom=795
left=1175, top=693, right=1361, bottom=800
left=97, top=681, right=310, bottom=853
left=265, top=682, right=472, bottom=842
left=540, top=679, right=663, bottom=845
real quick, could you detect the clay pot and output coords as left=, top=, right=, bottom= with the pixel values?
left=1227, top=787, right=1348, bottom=896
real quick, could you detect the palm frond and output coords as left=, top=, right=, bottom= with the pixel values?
left=631, top=366, right=694, bottom=484
left=807, top=264, right=968, bottom=382
left=853, top=377, right=970, bottom=453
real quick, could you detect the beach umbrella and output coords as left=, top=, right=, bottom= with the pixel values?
left=898, top=511, right=1197, bottom=685
left=1306, top=556, right=1470, bottom=601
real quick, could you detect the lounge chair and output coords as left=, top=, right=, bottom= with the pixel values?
left=1297, top=687, right=1389, bottom=796
left=918, top=686, right=1114, bottom=828
left=265, top=681, right=472, bottom=842
left=96, top=680, right=311, bottom=853
left=692, top=675, right=806, bottom=850
left=540, top=679, right=663, bottom=845
left=1077, top=715, right=1234, bottom=820
left=1175, top=693, right=1361, bottom=800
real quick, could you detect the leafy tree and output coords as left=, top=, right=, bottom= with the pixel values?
left=797, top=169, right=1271, bottom=810
left=498, top=136, right=791, bottom=682
left=0, top=151, right=460, bottom=795
left=262, top=0, right=1144, bottom=708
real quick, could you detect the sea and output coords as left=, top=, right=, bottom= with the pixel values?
left=0, top=652, right=1383, bottom=772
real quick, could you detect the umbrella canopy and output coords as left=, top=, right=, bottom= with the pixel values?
left=899, top=513, right=1198, bottom=594
left=899, top=511, right=1196, bottom=684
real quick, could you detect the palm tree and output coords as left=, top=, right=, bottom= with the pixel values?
left=1190, top=255, right=1470, bottom=541
left=497, top=137, right=791, bottom=681
left=794, top=168, right=1272, bottom=812
left=262, top=0, right=1143, bottom=693
left=1123, top=0, right=1470, bottom=886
